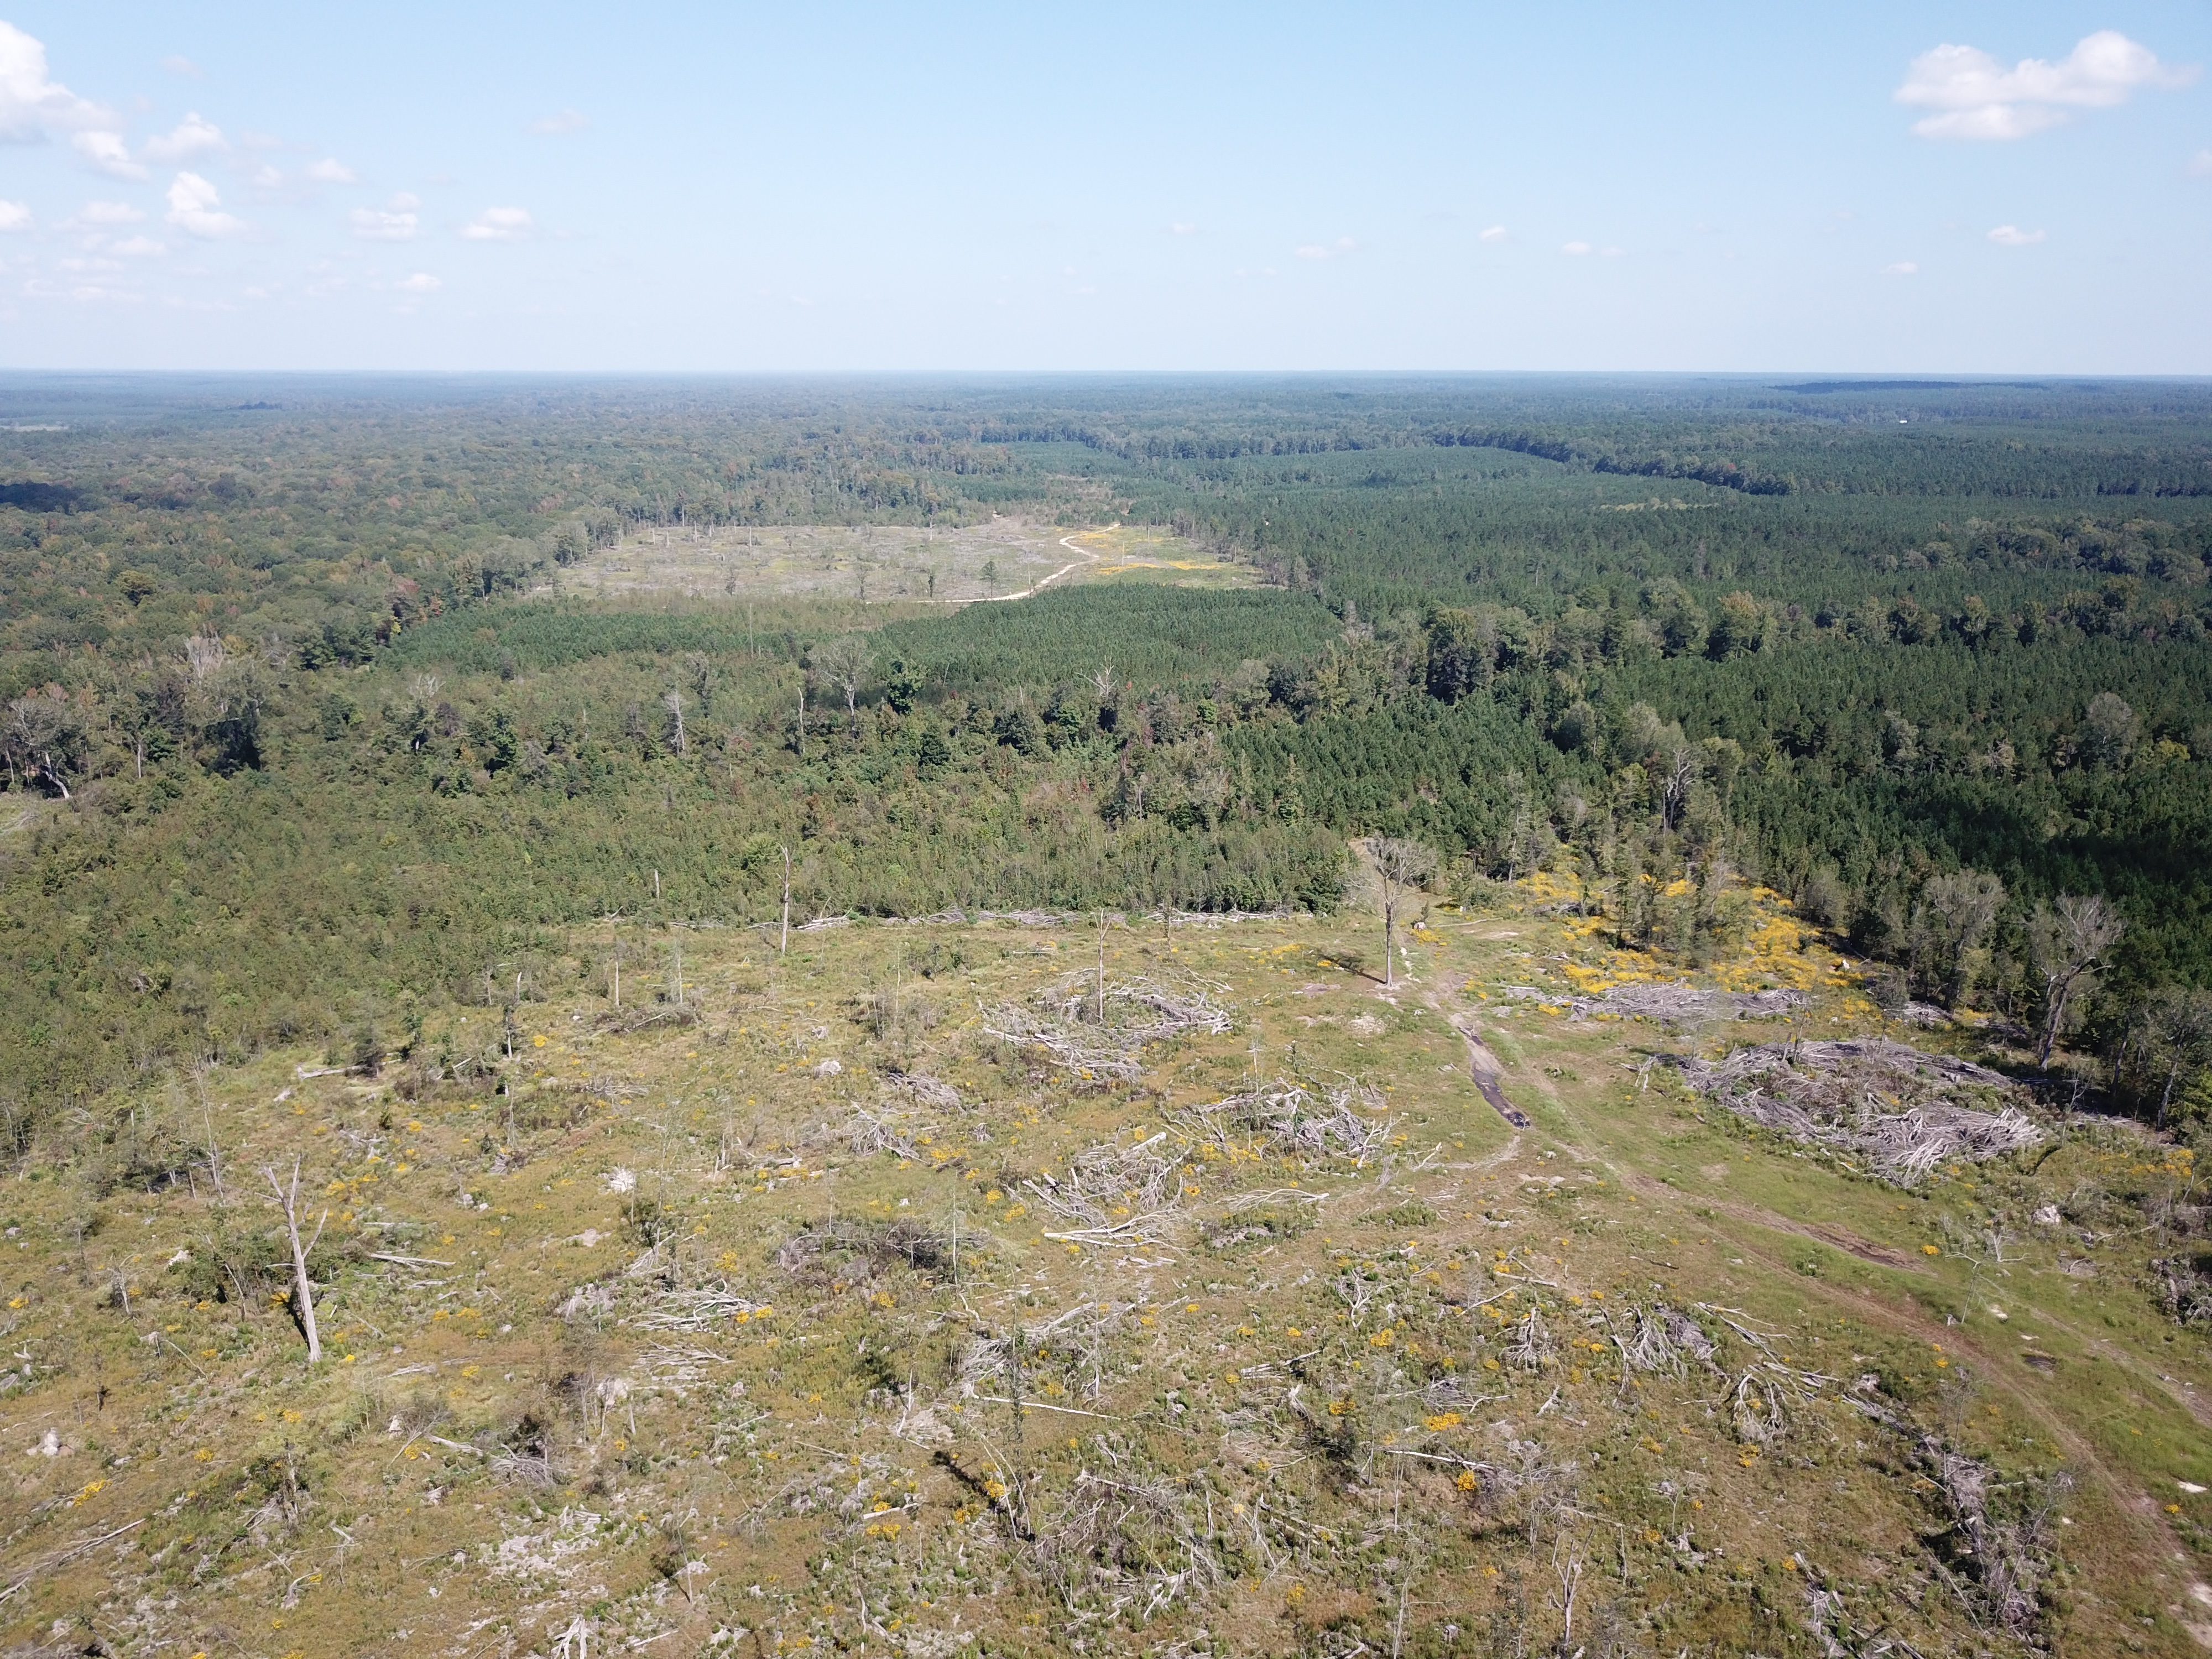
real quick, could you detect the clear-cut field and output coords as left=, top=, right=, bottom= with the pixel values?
left=551, top=521, right=1252, bottom=607
left=6, top=880, right=2206, bottom=1657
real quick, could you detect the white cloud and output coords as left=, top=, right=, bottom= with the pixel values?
left=71, top=129, right=145, bottom=180
left=1294, top=236, right=1356, bottom=259
left=460, top=205, right=532, bottom=241
left=306, top=157, right=359, bottom=184
left=247, top=163, right=285, bottom=190
left=397, top=272, right=441, bottom=293
left=1987, top=224, right=2046, bottom=246
left=1883, top=261, right=1919, bottom=275
left=109, top=234, right=164, bottom=257
left=1479, top=225, right=1507, bottom=242
left=165, top=171, right=245, bottom=237
left=79, top=199, right=144, bottom=224
left=1907, top=101, right=2068, bottom=142
left=351, top=200, right=419, bottom=241
left=1169, top=221, right=1197, bottom=235
left=161, top=55, right=203, bottom=79
left=0, top=20, right=113, bottom=140
left=0, top=200, right=30, bottom=231
left=1561, top=240, right=1593, bottom=256
left=1897, top=31, right=2197, bottom=140
left=143, top=111, right=225, bottom=163
left=2190, top=149, right=2212, bottom=177
left=1599, top=246, right=1625, bottom=258
left=530, top=108, right=588, bottom=134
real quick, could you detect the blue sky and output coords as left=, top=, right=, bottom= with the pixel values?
left=0, top=1, right=2208, bottom=371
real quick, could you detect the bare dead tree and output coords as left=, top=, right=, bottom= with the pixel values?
left=1368, top=836, right=1437, bottom=990
left=812, top=635, right=873, bottom=727
left=2030, top=894, right=2126, bottom=1068
left=184, top=633, right=226, bottom=680
left=1659, top=742, right=1700, bottom=832
left=1552, top=1534, right=1585, bottom=1651
left=3, top=696, right=79, bottom=800
left=264, top=1158, right=327, bottom=1363
left=780, top=845, right=792, bottom=956
left=2125, top=988, right=2212, bottom=1129
left=192, top=1061, right=227, bottom=1203
left=1095, top=909, right=1108, bottom=1024
left=661, top=688, right=687, bottom=755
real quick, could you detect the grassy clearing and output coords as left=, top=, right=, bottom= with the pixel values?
left=1072, top=525, right=1261, bottom=592
left=551, top=520, right=1253, bottom=609
left=4, top=882, right=2209, bottom=1656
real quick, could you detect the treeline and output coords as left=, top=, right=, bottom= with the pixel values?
left=7, top=565, right=2209, bottom=1120
left=0, top=584, right=1365, bottom=1115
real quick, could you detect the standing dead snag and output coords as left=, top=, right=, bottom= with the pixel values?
left=264, top=1158, right=327, bottom=1363
left=1094, top=907, right=1108, bottom=1024
left=1367, top=836, right=1437, bottom=990
left=2029, top=893, right=2125, bottom=1070
left=812, top=634, right=873, bottom=728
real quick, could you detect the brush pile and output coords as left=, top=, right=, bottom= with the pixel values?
left=1504, top=982, right=1807, bottom=1021
left=1032, top=1441, right=1227, bottom=1619
left=839, top=1102, right=931, bottom=1160
left=983, top=974, right=1233, bottom=1084
left=883, top=1070, right=963, bottom=1110
left=773, top=1218, right=958, bottom=1281
left=1173, top=1077, right=1391, bottom=1164
left=1610, top=1302, right=1717, bottom=1375
left=1916, top=1441, right=2072, bottom=1636
left=1663, top=1037, right=2039, bottom=1186
left=1024, top=1133, right=1188, bottom=1247
left=2151, top=1256, right=2212, bottom=1326
left=635, top=1286, right=773, bottom=1332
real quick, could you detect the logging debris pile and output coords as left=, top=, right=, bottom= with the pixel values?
left=1662, top=1037, right=2041, bottom=1186
left=982, top=974, right=1234, bottom=1083
left=1503, top=982, right=1809, bottom=1021
left=1172, top=1076, right=1391, bottom=1164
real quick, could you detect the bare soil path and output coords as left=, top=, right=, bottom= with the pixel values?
left=1447, top=1011, right=1531, bottom=1127
left=973, top=533, right=1102, bottom=602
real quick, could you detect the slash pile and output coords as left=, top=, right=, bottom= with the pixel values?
left=1663, top=1037, right=2041, bottom=1185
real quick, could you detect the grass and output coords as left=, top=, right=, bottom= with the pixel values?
left=4, top=878, right=2210, bottom=1656
left=1070, top=524, right=1263, bottom=592
left=552, top=520, right=1257, bottom=609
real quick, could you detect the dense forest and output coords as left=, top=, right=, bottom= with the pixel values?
left=4, top=373, right=2211, bottom=1130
